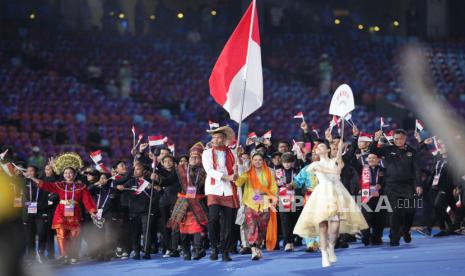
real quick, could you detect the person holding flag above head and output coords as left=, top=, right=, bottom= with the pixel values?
left=202, top=125, right=239, bottom=261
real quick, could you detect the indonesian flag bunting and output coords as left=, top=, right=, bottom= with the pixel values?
left=209, top=0, right=263, bottom=123
left=263, top=130, right=272, bottom=139
left=209, top=120, right=220, bottom=130
left=148, top=135, right=165, bottom=147
left=248, top=132, right=258, bottom=139
left=90, top=150, right=103, bottom=164
left=415, top=119, right=424, bottom=132
left=293, top=112, right=305, bottom=121
left=0, top=149, right=8, bottom=160
left=135, top=178, right=150, bottom=195
left=95, top=163, right=110, bottom=174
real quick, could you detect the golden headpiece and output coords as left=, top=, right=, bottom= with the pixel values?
left=53, top=152, right=84, bottom=175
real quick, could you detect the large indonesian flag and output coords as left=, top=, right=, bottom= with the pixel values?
left=209, top=1, right=263, bottom=123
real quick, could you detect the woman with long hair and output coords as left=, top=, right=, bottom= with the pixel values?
left=294, top=140, right=368, bottom=268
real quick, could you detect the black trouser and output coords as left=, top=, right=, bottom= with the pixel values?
left=119, top=206, right=132, bottom=253
left=361, top=196, right=386, bottom=242
left=182, top=233, right=203, bottom=252
left=160, top=204, right=177, bottom=252
left=24, top=213, right=51, bottom=257
left=44, top=211, right=55, bottom=258
left=23, top=215, right=38, bottom=258
left=130, top=212, right=155, bottom=254
left=97, top=213, right=119, bottom=257
left=208, top=204, right=235, bottom=252
left=388, top=196, right=416, bottom=242
left=428, top=188, right=455, bottom=230
left=279, top=211, right=296, bottom=244
left=222, top=209, right=239, bottom=251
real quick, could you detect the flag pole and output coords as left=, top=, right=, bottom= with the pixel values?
left=236, top=0, right=257, bottom=163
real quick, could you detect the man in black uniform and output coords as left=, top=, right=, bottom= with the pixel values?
left=371, top=129, right=423, bottom=246
left=124, top=162, right=158, bottom=259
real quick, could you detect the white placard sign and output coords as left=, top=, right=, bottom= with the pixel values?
left=329, top=84, right=355, bottom=117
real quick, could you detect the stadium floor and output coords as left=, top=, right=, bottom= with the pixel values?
left=51, top=229, right=465, bottom=276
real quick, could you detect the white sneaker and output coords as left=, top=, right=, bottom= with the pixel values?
left=70, top=258, right=78, bottom=265
left=163, top=250, right=171, bottom=258
left=321, top=249, right=331, bottom=268
left=284, top=243, right=294, bottom=252
left=121, top=252, right=129, bottom=259
left=327, top=243, right=337, bottom=263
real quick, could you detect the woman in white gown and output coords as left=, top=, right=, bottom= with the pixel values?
left=294, top=139, right=368, bottom=268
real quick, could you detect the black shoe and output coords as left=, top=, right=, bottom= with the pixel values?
left=184, top=253, right=192, bottom=261
left=170, top=250, right=180, bottom=257
left=222, top=251, right=232, bottom=262
left=193, top=249, right=206, bottom=260
left=433, top=230, right=449, bottom=237
left=346, top=234, right=357, bottom=242
left=132, top=253, right=141, bottom=260
left=362, top=238, right=370, bottom=246
left=371, top=238, right=383, bottom=245
left=210, top=249, right=218, bottom=261
left=403, top=232, right=412, bottom=243
left=336, top=239, right=349, bottom=249
left=390, top=240, right=400, bottom=246
left=142, top=254, right=151, bottom=260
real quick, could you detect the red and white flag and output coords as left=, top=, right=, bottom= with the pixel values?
left=312, top=124, right=320, bottom=138
left=163, top=136, right=169, bottom=144
left=209, top=120, right=220, bottom=130
left=209, top=0, right=263, bottom=123
left=384, top=130, right=394, bottom=141
left=380, top=117, right=389, bottom=130
left=135, top=178, right=150, bottom=195
left=293, top=112, right=305, bottom=121
left=90, top=150, right=103, bottom=164
left=415, top=119, right=424, bottom=132
left=248, top=132, right=258, bottom=139
left=148, top=135, right=165, bottom=147
left=263, top=130, right=272, bottom=139
left=168, top=143, right=175, bottom=155
left=329, top=115, right=340, bottom=130
left=95, top=163, right=110, bottom=174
